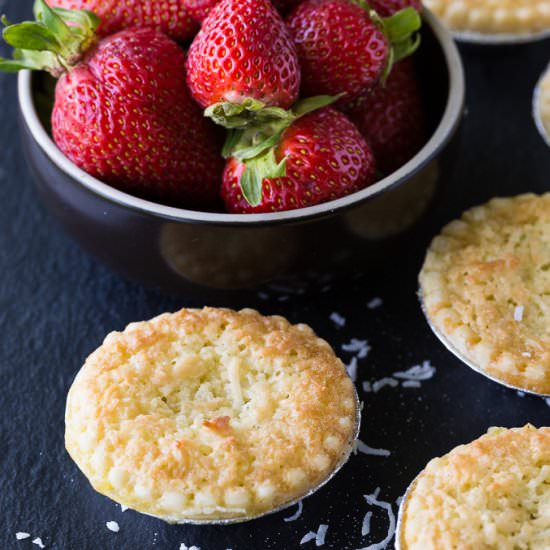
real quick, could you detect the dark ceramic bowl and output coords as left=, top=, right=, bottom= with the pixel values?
left=18, top=10, right=465, bottom=294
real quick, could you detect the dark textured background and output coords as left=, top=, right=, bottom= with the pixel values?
left=1, top=2, right=550, bottom=549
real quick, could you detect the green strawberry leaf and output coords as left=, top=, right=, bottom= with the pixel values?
left=233, top=129, right=285, bottom=162
left=384, top=7, right=421, bottom=44
left=240, top=149, right=287, bottom=207
left=379, top=7, right=422, bottom=83
left=222, top=130, right=245, bottom=159
left=0, top=0, right=100, bottom=75
left=206, top=99, right=294, bottom=130
left=0, top=57, right=37, bottom=71
left=3, top=22, right=61, bottom=52
left=292, top=94, right=344, bottom=117
left=34, top=0, right=73, bottom=47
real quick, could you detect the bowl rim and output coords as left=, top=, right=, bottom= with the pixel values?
left=18, top=9, right=465, bottom=226
left=453, top=28, right=550, bottom=45
left=533, top=61, right=550, bottom=148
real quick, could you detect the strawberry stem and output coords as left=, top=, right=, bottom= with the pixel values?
left=0, top=0, right=99, bottom=76
left=240, top=149, right=287, bottom=206
left=226, top=94, right=340, bottom=206
left=376, top=7, right=422, bottom=82
left=205, top=98, right=295, bottom=130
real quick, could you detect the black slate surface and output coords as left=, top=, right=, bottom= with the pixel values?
left=1, top=2, right=550, bottom=549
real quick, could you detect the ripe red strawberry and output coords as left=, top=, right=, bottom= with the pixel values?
left=348, top=59, right=426, bottom=174
left=287, top=0, right=421, bottom=104
left=186, top=0, right=301, bottom=126
left=47, top=0, right=199, bottom=42
left=222, top=108, right=376, bottom=213
left=183, top=0, right=301, bottom=21
left=0, top=3, right=224, bottom=205
left=369, top=0, right=422, bottom=17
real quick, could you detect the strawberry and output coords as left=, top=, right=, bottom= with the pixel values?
left=46, top=0, right=199, bottom=42
left=186, top=0, right=301, bottom=128
left=286, top=0, right=421, bottom=105
left=0, top=1, right=224, bottom=206
left=369, top=0, right=422, bottom=17
left=348, top=59, right=426, bottom=174
left=182, top=0, right=219, bottom=22
left=221, top=108, right=376, bottom=213
left=183, top=0, right=301, bottom=22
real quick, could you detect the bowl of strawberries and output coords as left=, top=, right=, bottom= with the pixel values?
left=10, top=0, right=464, bottom=291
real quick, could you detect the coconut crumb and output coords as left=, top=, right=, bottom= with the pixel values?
left=16, top=533, right=31, bottom=540
left=300, top=524, right=328, bottom=546
left=284, top=500, right=303, bottom=522
left=359, top=489, right=396, bottom=550
left=106, top=521, right=120, bottom=533
left=180, top=544, right=200, bottom=550
left=367, top=298, right=383, bottom=309
left=342, top=338, right=371, bottom=358
left=514, top=305, right=524, bottom=322
left=346, top=357, right=358, bottom=382
left=354, top=439, right=391, bottom=457
left=361, top=511, right=373, bottom=536
left=329, top=312, right=346, bottom=328
left=32, top=538, right=45, bottom=549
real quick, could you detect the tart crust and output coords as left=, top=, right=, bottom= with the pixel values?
left=420, top=194, right=550, bottom=394
left=400, top=425, right=550, bottom=549
left=65, top=307, right=359, bottom=522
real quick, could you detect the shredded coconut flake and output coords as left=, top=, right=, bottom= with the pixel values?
left=32, top=538, right=45, bottom=549
left=16, top=533, right=31, bottom=540
left=393, top=361, right=436, bottom=381
left=367, top=298, right=383, bottom=309
left=372, top=378, right=399, bottom=392
left=300, top=524, right=328, bottom=546
left=357, top=489, right=396, bottom=550
left=346, top=357, right=359, bottom=382
left=106, top=521, right=120, bottom=533
left=179, top=545, right=200, bottom=550
left=342, top=339, right=371, bottom=359
left=329, top=312, right=346, bottom=328
left=402, top=380, right=421, bottom=388
left=355, top=439, right=391, bottom=457
left=284, top=501, right=303, bottom=522
left=120, top=505, right=129, bottom=512
left=514, top=305, right=524, bottom=322
left=361, top=511, right=373, bottom=536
